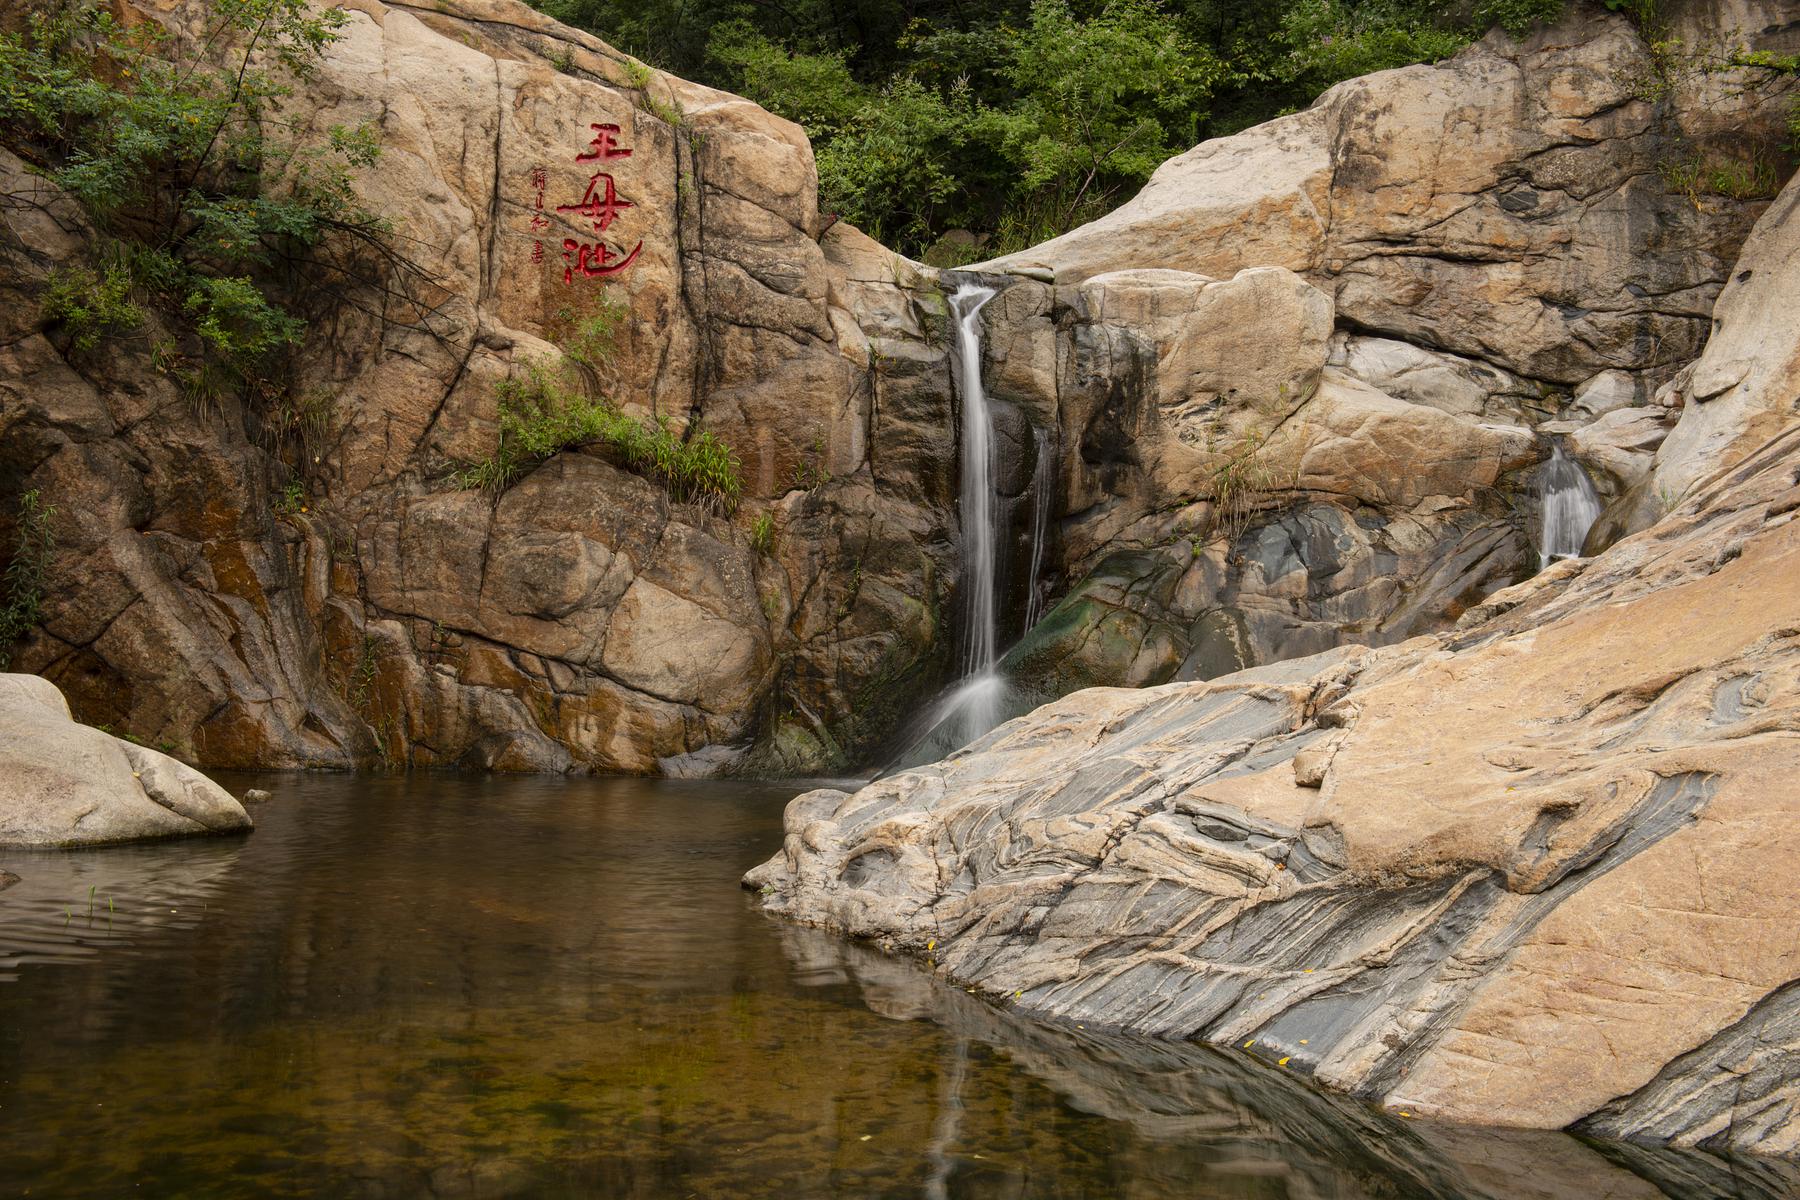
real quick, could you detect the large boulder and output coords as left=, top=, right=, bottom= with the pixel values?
left=1645, top=169, right=1800, bottom=504
left=0, top=0, right=955, bottom=773
left=748, top=173, right=1800, bottom=1154
left=0, top=674, right=252, bottom=846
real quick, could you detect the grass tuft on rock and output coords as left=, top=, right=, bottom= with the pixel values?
left=459, top=361, right=742, bottom=513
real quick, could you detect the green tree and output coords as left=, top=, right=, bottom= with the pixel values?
left=537, top=0, right=1624, bottom=254
left=0, top=0, right=393, bottom=390
left=990, top=0, right=1222, bottom=246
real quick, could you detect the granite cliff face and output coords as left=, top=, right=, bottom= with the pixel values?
left=1, top=0, right=1794, bottom=776
left=946, top=1, right=1797, bottom=711
left=748, top=164, right=1800, bottom=1154
left=0, top=0, right=958, bottom=773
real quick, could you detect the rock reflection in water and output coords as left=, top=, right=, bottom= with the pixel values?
left=0, top=773, right=1790, bottom=1199
left=775, top=927, right=1799, bottom=1200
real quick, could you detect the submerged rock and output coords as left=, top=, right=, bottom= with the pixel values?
left=0, top=675, right=252, bottom=847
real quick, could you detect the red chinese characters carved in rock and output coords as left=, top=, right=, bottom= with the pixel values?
left=554, top=122, right=642, bottom=284
left=575, top=123, right=632, bottom=163
left=556, top=171, right=632, bottom=233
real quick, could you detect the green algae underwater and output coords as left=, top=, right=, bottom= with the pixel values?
left=0, top=773, right=1791, bottom=1199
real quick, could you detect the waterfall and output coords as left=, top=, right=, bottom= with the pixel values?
left=942, top=282, right=1003, bottom=740
left=1538, top=442, right=1602, bottom=567
left=951, top=283, right=1000, bottom=682
left=879, top=281, right=1037, bottom=770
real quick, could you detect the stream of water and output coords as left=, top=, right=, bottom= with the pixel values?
left=1538, top=441, right=1603, bottom=566
left=0, top=774, right=1791, bottom=1198
left=887, top=283, right=1036, bottom=768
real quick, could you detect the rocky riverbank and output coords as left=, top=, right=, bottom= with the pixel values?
left=0, top=674, right=251, bottom=846
left=748, top=165, right=1800, bottom=1156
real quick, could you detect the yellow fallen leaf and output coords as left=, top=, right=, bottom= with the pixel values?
left=1243, top=1039, right=1254, bottom=1049
left=1299, top=1039, right=1309, bottom=1045
left=1279, top=1057, right=1290, bottom=1066
left=860, top=1135, right=872, bottom=1141
left=927, top=939, right=936, bottom=951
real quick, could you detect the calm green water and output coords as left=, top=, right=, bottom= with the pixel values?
left=0, top=773, right=1791, bottom=1199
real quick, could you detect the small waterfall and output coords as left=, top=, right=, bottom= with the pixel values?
left=951, top=283, right=1000, bottom=683
left=1538, top=441, right=1602, bottom=567
left=880, top=280, right=1055, bottom=770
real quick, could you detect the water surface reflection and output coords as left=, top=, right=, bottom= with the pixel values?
left=0, top=772, right=1789, bottom=1198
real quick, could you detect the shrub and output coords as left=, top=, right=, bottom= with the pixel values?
left=1, top=0, right=395, bottom=394
left=39, top=261, right=144, bottom=353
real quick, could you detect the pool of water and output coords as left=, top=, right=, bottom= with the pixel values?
left=0, top=772, right=1793, bottom=1199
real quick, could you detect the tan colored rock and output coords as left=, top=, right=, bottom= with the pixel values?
left=1264, top=370, right=1539, bottom=508
left=0, top=0, right=959, bottom=774
left=1566, top=405, right=1673, bottom=490
left=1073, top=267, right=1332, bottom=457
left=1648, top=169, right=1800, bottom=504
left=750, top=428, right=1800, bottom=1156
left=1329, top=333, right=1544, bottom=422
left=0, top=674, right=253, bottom=846
left=982, top=8, right=1777, bottom=386
left=984, top=107, right=1332, bottom=285
left=750, top=141, right=1800, bottom=1153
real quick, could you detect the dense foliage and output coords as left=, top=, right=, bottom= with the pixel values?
left=534, top=0, right=1566, bottom=257
left=0, top=0, right=391, bottom=400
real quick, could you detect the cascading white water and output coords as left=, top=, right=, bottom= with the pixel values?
left=952, top=283, right=1000, bottom=678
left=1022, top=426, right=1055, bottom=631
left=880, top=281, right=1055, bottom=772
left=948, top=283, right=1001, bottom=737
left=1538, top=442, right=1602, bottom=567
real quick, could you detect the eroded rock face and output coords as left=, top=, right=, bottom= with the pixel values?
left=981, top=3, right=1786, bottom=387
left=748, top=174, right=1800, bottom=1153
left=750, top=424, right=1800, bottom=1155
left=0, top=0, right=957, bottom=773
left=0, top=0, right=1790, bottom=774
left=943, top=1, right=1793, bottom=708
left=0, top=674, right=252, bottom=846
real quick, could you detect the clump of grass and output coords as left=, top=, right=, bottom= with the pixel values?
left=0, top=489, right=56, bottom=670
left=274, top=480, right=306, bottom=516
left=458, top=362, right=742, bottom=512
left=1658, top=147, right=1784, bottom=202
left=750, top=511, right=775, bottom=555
left=1208, top=431, right=1277, bottom=548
